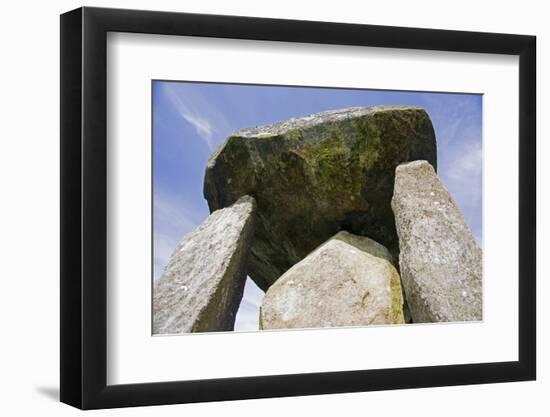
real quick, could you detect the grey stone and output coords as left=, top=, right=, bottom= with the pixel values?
left=204, top=106, right=437, bottom=291
left=391, top=160, right=482, bottom=323
left=153, top=195, right=256, bottom=334
left=260, top=231, right=405, bottom=330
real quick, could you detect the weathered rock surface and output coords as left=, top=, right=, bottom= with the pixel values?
left=204, top=106, right=437, bottom=290
left=260, top=231, right=405, bottom=330
left=153, top=196, right=256, bottom=334
left=391, top=161, right=482, bottom=323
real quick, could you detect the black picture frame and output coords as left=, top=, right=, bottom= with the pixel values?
left=60, top=6, right=536, bottom=410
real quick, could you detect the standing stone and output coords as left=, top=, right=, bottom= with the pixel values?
left=153, top=196, right=256, bottom=334
left=391, top=161, right=482, bottom=323
left=260, top=231, right=405, bottom=330
left=204, top=106, right=437, bottom=291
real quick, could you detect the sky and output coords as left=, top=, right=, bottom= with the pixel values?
left=153, top=80, right=483, bottom=332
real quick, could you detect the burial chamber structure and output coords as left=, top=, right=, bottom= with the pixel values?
left=153, top=105, right=482, bottom=333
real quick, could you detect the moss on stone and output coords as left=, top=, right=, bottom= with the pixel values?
left=258, top=306, right=264, bottom=330
left=390, top=270, right=405, bottom=324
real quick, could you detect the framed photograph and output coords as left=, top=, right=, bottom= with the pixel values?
left=60, top=6, right=536, bottom=409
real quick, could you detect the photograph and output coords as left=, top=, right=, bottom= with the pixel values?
left=151, top=81, right=483, bottom=334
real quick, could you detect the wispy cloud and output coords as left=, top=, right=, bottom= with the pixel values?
left=181, top=113, right=214, bottom=149
left=153, top=232, right=179, bottom=280
left=162, top=83, right=216, bottom=150
left=153, top=191, right=207, bottom=280
left=444, top=141, right=482, bottom=183
left=441, top=140, right=483, bottom=241
left=154, top=191, right=203, bottom=232
left=423, top=94, right=483, bottom=243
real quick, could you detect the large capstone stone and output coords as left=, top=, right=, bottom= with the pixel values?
left=204, top=106, right=437, bottom=290
left=259, top=231, right=405, bottom=330
left=153, top=195, right=256, bottom=334
left=391, top=161, right=482, bottom=323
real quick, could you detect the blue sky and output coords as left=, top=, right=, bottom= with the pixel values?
left=153, top=81, right=483, bottom=331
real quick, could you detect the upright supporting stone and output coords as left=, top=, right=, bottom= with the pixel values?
left=391, top=161, right=482, bottom=323
left=260, top=231, right=405, bottom=330
left=153, top=196, right=256, bottom=334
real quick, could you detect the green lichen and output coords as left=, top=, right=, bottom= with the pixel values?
left=259, top=306, right=264, bottom=330
left=287, top=129, right=302, bottom=140
left=390, top=270, right=405, bottom=324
